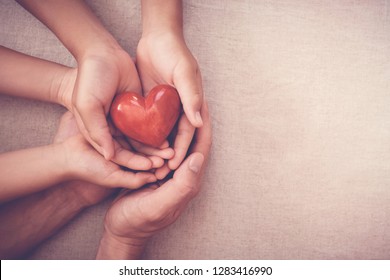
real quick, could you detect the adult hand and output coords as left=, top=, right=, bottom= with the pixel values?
left=96, top=101, right=211, bottom=259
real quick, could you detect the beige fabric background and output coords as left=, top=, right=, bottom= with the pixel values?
left=1, top=0, right=390, bottom=259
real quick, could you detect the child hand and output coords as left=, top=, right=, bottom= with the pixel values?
left=56, top=59, right=168, bottom=171
left=56, top=112, right=157, bottom=190
left=53, top=112, right=113, bottom=206
left=69, top=48, right=143, bottom=161
left=136, top=32, right=204, bottom=174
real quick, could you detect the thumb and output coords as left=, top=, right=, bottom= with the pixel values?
left=73, top=106, right=115, bottom=160
left=105, top=170, right=156, bottom=189
left=147, top=152, right=205, bottom=211
left=174, top=65, right=204, bottom=128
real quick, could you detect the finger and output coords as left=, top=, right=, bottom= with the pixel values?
left=149, top=156, right=165, bottom=169
left=139, top=101, right=211, bottom=218
left=122, top=65, right=142, bottom=94
left=189, top=100, right=212, bottom=160
left=155, top=163, right=172, bottom=180
left=129, top=138, right=175, bottom=159
left=168, top=114, right=196, bottom=170
left=104, top=170, right=156, bottom=189
left=73, top=106, right=115, bottom=160
left=112, top=140, right=153, bottom=170
left=145, top=152, right=205, bottom=211
left=159, top=140, right=170, bottom=149
left=173, top=63, right=204, bottom=128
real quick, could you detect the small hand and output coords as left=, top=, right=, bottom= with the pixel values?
left=68, top=48, right=142, bottom=161
left=56, top=112, right=157, bottom=190
left=57, top=55, right=165, bottom=171
left=97, top=101, right=211, bottom=259
left=136, top=32, right=204, bottom=174
left=52, top=111, right=112, bottom=206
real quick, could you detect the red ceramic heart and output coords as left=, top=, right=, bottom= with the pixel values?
left=110, top=84, right=181, bottom=147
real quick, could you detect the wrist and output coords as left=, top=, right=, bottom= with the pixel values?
left=142, top=23, right=183, bottom=39
left=48, top=143, right=72, bottom=183
left=96, top=230, right=148, bottom=260
left=75, top=40, right=124, bottom=64
left=141, top=0, right=183, bottom=38
left=45, top=181, right=89, bottom=213
left=51, top=67, right=76, bottom=111
left=56, top=140, right=77, bottom=181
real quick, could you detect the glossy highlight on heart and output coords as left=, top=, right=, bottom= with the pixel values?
left=110, top=84, right=181, bottom=147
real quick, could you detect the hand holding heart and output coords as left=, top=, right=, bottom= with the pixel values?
left=57, top=44, right=203, bottom=181
left=96, top=102, right=211, bottom=260
left=50, top=7, right=205, bottom=180
left=135, top=31, right=205, bottom=178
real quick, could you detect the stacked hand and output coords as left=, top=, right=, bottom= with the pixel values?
left=6, top=0, right=211, bottom=260
left=57, top=1, right=210, bottom=259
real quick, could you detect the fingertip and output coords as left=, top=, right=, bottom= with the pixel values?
left=157, top=148, right=175, bottom=160
left=141, top=157, right=154, bottom=170
left=147, top=174, right=157, bottom=183
left=97, top=136, right=115, bottom=160
left=150, top=156, right=164, bottom=169
left=184, top=109, right=203, bottom=128
left=132, top=172, right=156, bottom=188
left=194, top=111, right=204, bottom=127
left=168, top=157, right=181, bottom=170
left=103, top=149, right=114, bottom=161
left=159, top=140, right=170, bottom=149
left=156, top=164, right=171, bottom=180
left=164, top=148, right=175, bottom=159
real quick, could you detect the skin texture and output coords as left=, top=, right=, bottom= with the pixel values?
left=96, top=101, right=211, bottom=259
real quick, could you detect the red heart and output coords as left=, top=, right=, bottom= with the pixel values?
left=110, top=84, right=181, bottom=147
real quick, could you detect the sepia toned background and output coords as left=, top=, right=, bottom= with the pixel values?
left=1, top=0, right=389, bottom=259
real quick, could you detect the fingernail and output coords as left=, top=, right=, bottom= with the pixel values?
left=195, top=111, right=203, bottom=126
left=189, top=153, right=204, bottom=173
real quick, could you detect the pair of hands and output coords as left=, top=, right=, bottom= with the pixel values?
left=64, top=32, right=203, bottom=168
left=54, top=31, right=210, bottom=258
left=56, top=30, right=205, bottom=185
left=54, top=102, right=211, bottom=259
left=3, top=0, right=210, bottom=259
